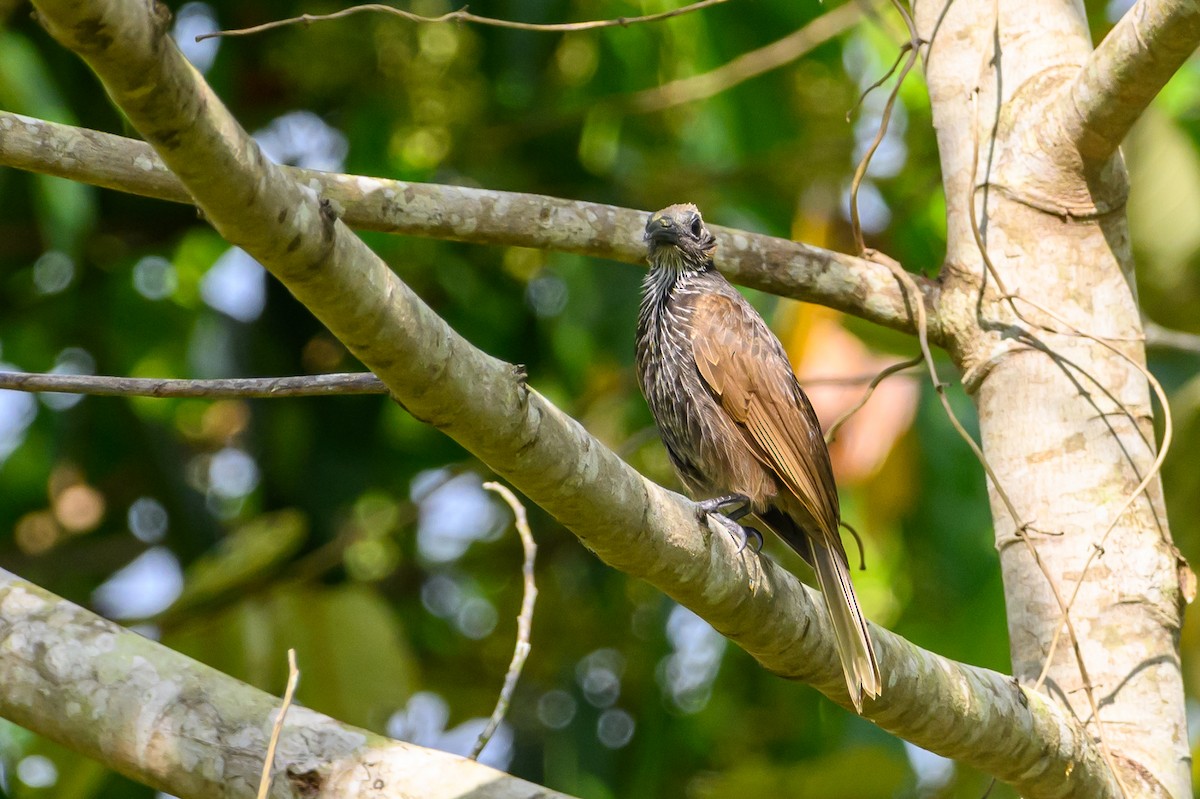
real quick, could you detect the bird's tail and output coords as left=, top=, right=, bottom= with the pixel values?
left=810, top=538, right=881, bottom=712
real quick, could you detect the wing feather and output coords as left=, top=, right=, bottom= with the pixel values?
left=686, top=291, right=839, bottom=535
left=686, top=289, right=880, bottom=708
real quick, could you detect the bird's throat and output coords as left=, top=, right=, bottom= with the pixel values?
left=643, top=247, right=709, bottom=305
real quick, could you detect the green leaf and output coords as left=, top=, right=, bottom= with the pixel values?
left=0, top=31, right=96, bottom=254
left=165, top=583, right=415, bottom=732
left=162, top=510, right=308, bottom=620
left=693, top=745, right=909, bottom=798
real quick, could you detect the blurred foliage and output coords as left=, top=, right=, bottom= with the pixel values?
left=0, top=0, right=1197, bottom=797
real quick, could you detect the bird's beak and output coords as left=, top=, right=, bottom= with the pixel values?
left=644, top=214, right=679, bottom=245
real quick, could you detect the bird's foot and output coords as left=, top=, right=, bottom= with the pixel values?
left=695, top=493, right=751, bottom=522
left=696, top=495, right=761, bottom=554
left=706, top=511, right=764, bottom=555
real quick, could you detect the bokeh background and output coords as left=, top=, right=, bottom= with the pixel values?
left=0, top=0, right=1197, bottom=796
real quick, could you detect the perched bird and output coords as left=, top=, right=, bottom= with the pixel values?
left=635, top=203, right=881, bottom=710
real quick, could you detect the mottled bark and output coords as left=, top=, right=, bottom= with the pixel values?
left=916, top=0, right=1189, bottom=794
left=0, top=111, right=939, bottom=340
left=0, top=571, right=573, bottom=799
left=1051, top=0, right=1200, bottom=166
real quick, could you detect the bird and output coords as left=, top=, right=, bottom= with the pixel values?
left=634, top=202, right=881, bottom=711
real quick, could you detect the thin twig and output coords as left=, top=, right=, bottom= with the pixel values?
left=840, top=520, right=867, bottom=570
left=847, top=41, right=911, bottom=122
left=257, top=648, right=300, bottom=799
left=803, top=370, right=921, bottom=387
left=865, top=252, right=1040, bottom=558
left=626, top=0, right=872, bottom=114
left=1014, top=297, right=1171, bottom=547
left=473, top=482, right=538, bottom=760
left=198, top=0, right=728, bottom=42
left=824, top=355, right=923, bottom=444
left=883, top=253, right=1111, bottom=762
left=0, top=371, right=385, bottom=398
left=846, top=0, right=922, bottom=254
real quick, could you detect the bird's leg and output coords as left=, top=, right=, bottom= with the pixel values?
left=696, top=494, right=763, bottom=554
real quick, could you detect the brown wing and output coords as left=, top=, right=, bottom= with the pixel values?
left=688, top=290, right=880, bottom=709
left=686, top=291, right=840, bottom=535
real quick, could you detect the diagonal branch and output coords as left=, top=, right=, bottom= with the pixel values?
left=1050, top=0, right=1200, bottom=166
left=0, top=111, right=942, bottom=343
left=21, top=0, right=1115, bottom=796
left=0, top=571, right=576, bottom=799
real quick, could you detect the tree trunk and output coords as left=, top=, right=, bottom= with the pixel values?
left=916, top=0, right=1189, bottom=793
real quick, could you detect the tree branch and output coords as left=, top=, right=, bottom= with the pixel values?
left=0, top=571, right=577, bottom=799
left=624, top=0, right=872, bottom=113
left=19, top=0, right=1116, bottom=795
left=1143, top=318, right=1200, bottom=355
left=257, top=649, right=299, bottom=799
left=0, top=370, right=386, bottom=397
left=0, top=369, right=916, bottom=399
left=0, top=111, right=941, bottom=342
left=473, top=482, right=538, bottom=761
left=1051, top=0, right=1200, bottom=165
left=198, top=0, right=728, bottom=40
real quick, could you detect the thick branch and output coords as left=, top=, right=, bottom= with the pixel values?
left=0, top=111, right=941, bottom=342
left=1052, top=0, right=1200, bottom=165
left=0, top=571, right=574, bottom=799
left=21, top=0, right=1114, bottom=795
left=2, top=553, right=1116, bottom=799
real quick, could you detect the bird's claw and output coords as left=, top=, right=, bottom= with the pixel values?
left=707, top=511, right=764, bottom=555
left=734, top=525, right=765, bottom=555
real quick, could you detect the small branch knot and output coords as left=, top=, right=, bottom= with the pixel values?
left=511, top=363, right=529, bottom=398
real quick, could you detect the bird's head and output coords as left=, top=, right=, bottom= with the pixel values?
left=644, top=203, right=717, bottom=274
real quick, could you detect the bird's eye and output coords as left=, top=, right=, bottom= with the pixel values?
left=690, top=217, right=703, bottom=237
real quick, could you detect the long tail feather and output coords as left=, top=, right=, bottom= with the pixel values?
left=758, top=508, right=881, bottom=711
left=810, top=540, right=881, bottom=712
